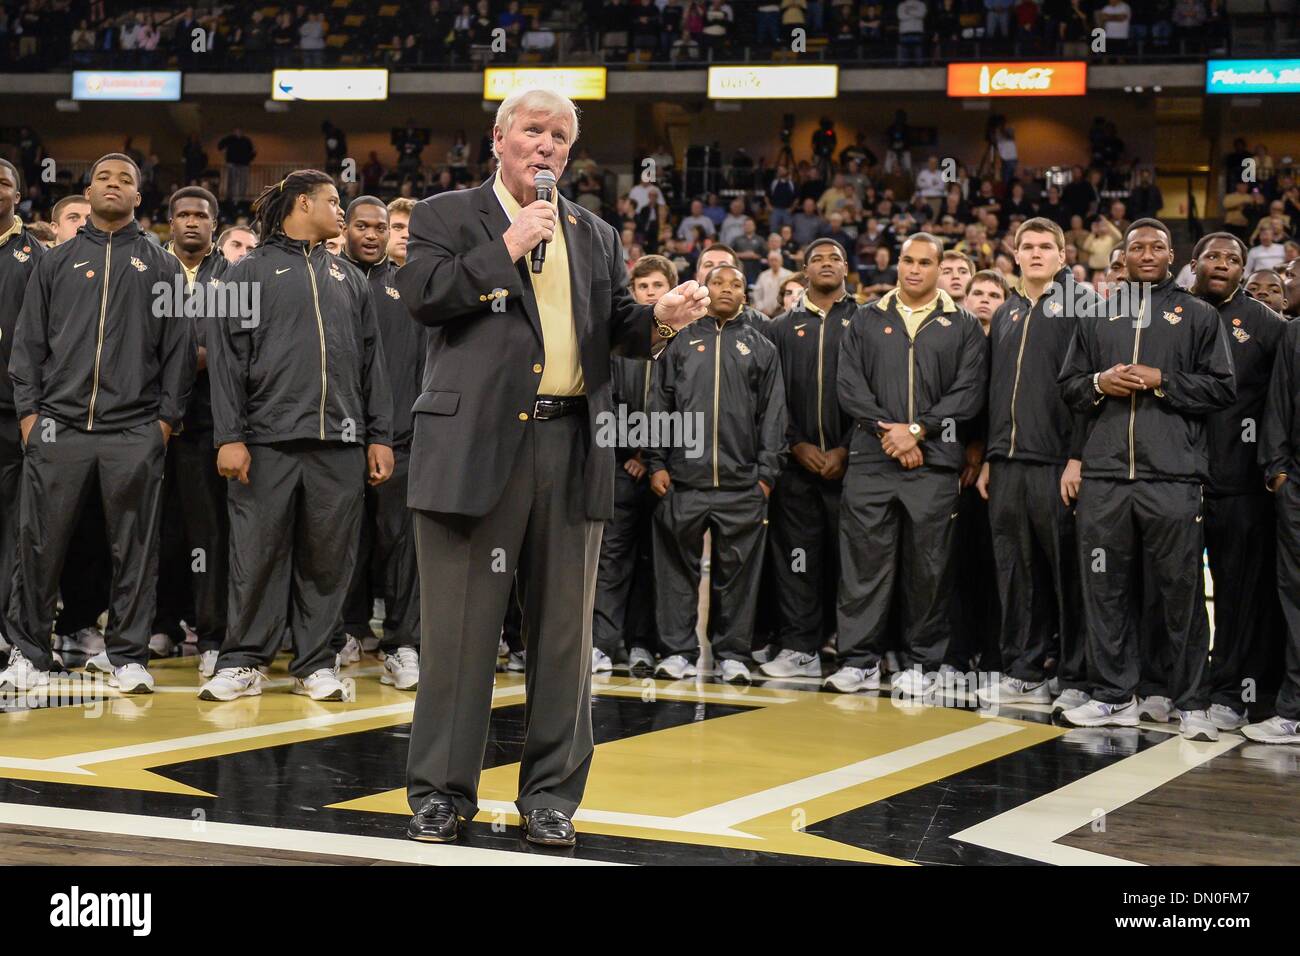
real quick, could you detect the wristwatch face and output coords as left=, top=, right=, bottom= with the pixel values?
left=908, top=423, right=922, bottom=437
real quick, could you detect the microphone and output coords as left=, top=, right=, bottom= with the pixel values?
left=531, top=169, right=556, bottom=275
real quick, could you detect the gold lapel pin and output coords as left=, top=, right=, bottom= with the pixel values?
left=567, top=214, right=577, bottom=225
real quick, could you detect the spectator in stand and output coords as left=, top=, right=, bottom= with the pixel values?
left=1082, top=215, right=1124, bottom=271
left=1128, top=167, right=1164, bottom=220
left=720, top=198, right=748, bottom=247
left=735, top=218, right=768, bottom=284
left=769, top=165, right=798, bottom=232
left=1003, top=180, right=1034, bottom=226
left=217, top=127, right=255, bottom=203
left=299, top=11, right=327, bottom=66
left=1098, top=0, right=1132, bottom=51
left=677, top=199, right=715, bottom=241
left=915, top=156, right=946, bottom=214
left=701, top=0, right=732, bottom=52
left=1066, top=214, right=1090, bottom=254
left=859, top=245, right=897, bottom=298
left=777, top=272, right=808, bottom=317
left=792, top=198, right=823, bottom=247
left=756, top=0, right=782, bottom=46
left=522, top=15, right=556, bottom=54
left=182, top=134, right=208, bottom=185
left=817, top=174, right=854, bottom=217
left=1107, top=199, right=1131, bottom=236
left=896, top=0, right=926, bottom=62
left=1252, top=201, right=1293, bottom=245
left=884, top=110, right=912, bottom=174
left=821, top=212, right=857, bottom=271
left=1221, top=181, right=1254, bottom=242
left=1062, top=166, right=1101, bottom=220
left=985, top=0, right=1014, bottom=40
left=1246, top=225, right=1287, bottom=275
left=754, top=250, right=795, bottom=316
left=1038, top=183, right=1071, bottom=229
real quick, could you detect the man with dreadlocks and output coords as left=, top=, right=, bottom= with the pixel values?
left=199, top=169, right=394, bottom=704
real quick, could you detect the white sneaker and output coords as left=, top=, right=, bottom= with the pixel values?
left=628, top=647, right=656, bottom=675
left=1241, top=715, right=1300, bottom=745
left=506, top=650, right=526, bottom=673
left=84, top=651, right=112, bottom=674
left=381, top=647, right=419, bottom=691
left=1178, top=709, right=1220, bottom=742
left=718, top=659, right=752, bottom=684
left=1208, top=703, right=1247, bottom=731
left=497, top=637, right=508, bottom=658
left=977, top=676, right=1051, bottom=706
left=1137, top=695, right=1175, bottom=723
left=338, top=635, right=363, bottom=666
left=199, top=666, right=265, bottom=701
left=110, top=663, right=154, bottom=694
left=59, top=626, right=106, bottom=656
left=0, top=650, right=50, bottom=691
left=293, top=667, right=347, bottom=701
left=198, top=650, right=219, bottom=679
left=1052, top=688, right=1091, bottom=713
left=760, top=649, right=821, bottom=678
left=823, top=664, right=881, bottom=693
left=892, top=667, right=936, bottom=698
left=148, top=632, right=176, bottom=659
left=751, top=644, right=775, bottom=665
left=1062, top=697, right=1140, bottom=728
left=592, top=647, right=614, bottom=674
left=361, top=634, right=380, bottom=653
left=655, top=654, right=697, bottom=680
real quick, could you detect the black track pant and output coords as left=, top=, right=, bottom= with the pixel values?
left=172, top=431, right=228, bottom=653
left=948, top=484, right=1000, bottom=670
left=653, top=484, right=768, bottom=662
left=217, top=440, right=365, bottom=678
left=0, top=413, right=20, bottom=634
left=592, top=465, right=657, bottom=659
left=836, top=467, right=960, bottom=671
left=767, top=464, right=840, bottom=655
left=336, top=444, right=419, bottom=653
left=1075, top=478, right=1210, bottom=710
left=6, top=421, right=165, bottom=670
left=153, top=449, right=195, bottom=643
left=987, top=459, right=1086, bottom=688
left=1205, top=492, right=1283, bottom=711
left=1273, top=478, right=1300, bottom=720
left=53, top=483, right=111, bottom=636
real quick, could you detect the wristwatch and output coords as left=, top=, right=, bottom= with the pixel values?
left=1092, top=372, right=1103, bottom=395
left=908, top=423, right=923, bottom=439
left=655, top=318, right=678, bottom=339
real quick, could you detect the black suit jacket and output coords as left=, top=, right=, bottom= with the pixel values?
left=396, top=174, right=655, bottom=519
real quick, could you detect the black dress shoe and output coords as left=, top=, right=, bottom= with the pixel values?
left=407, top=798, right=462, bottom=843
left=523, top=808, right=577, bottom=847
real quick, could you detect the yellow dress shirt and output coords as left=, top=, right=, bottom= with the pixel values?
left=493, top=175, right=584, bottom=397
left=897, top=293, right=940, bottom=339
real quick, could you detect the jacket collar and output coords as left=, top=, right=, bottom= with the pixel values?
left=265, top=233, right=325, bottom=256
left=872, top=286, right=959, bottom=315
left=0, top=216, right=23, bottom=247
left=343, top=251, right=389, bottom=276
left=79, top=218, right=143, bottom=244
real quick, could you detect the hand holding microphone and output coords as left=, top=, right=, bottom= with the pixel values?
left=502, top=170, right=558, bottom=268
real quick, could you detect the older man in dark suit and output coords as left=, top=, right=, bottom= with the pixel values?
left=396, top=89, right=708, bottom=846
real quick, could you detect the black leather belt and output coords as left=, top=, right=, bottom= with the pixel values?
left=533, top=395, right=587, bottom=420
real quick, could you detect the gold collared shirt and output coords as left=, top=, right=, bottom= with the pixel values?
left=493, top=175, right=584, bottom=397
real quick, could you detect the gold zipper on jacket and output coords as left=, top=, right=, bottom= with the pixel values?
left=303, top=247, right=328, bottom=439
left=86, top=233, right=113, bottom=431
left=642, top=358, right=652, bottom=409
left=816, top=314, right=827, bottom=452
left=1008, top=308, right=1033, bottom=457
left=713, top=320, right=723, bottom=487
left=1128, top=295, right=1146, bottom=480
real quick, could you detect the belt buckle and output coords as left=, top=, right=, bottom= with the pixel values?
left=533, top=398, right=554, bottom=420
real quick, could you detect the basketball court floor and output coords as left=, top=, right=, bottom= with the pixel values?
left=1, top=650, right=1296, bottom=866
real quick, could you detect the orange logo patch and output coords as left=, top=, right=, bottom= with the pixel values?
left=1232, top=318, right=1242, bottom=326
left=796, top=329, right=805, bottom=337
left=85, top=270, right=94, bottom=278
left=884, top=326, right=893, bottom=334
left=1175, top=306, right=1183, bottom=313
left=697, top=345, right=706, bottom=352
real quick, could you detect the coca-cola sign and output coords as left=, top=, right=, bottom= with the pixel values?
left=947, top=62, right=1088, bottom=98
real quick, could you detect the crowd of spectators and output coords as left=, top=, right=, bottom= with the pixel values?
left=1, top=0, right=1235, bottom=71
left=9, top=108, right=1297, bottom=310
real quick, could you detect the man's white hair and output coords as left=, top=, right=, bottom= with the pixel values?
left=492, top=88, right=580, bottom=160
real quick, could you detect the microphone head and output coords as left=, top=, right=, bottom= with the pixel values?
left=533, top=168, right=556, bottom=199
